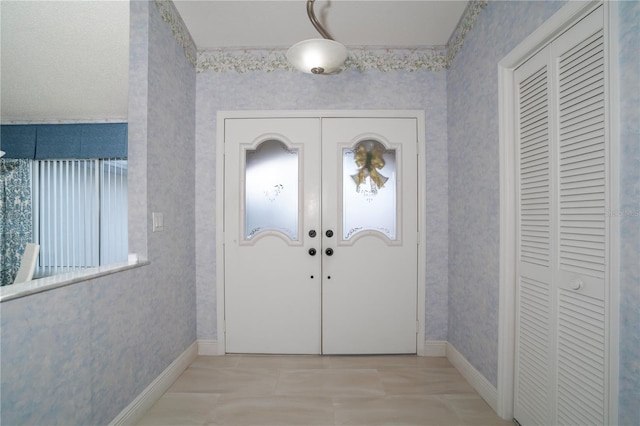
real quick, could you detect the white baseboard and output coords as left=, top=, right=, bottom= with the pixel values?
left=423, top=340, right=447, bottom=356
left=446, top=342, right=498, bottom=413
left=197, top=339, right=221, bottom=355
left=109, top=341, right=198, bottom=426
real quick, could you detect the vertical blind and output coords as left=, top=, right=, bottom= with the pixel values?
left=32, top=159, right=128, bottom=276
left=1, top=123, right=128, bottom=280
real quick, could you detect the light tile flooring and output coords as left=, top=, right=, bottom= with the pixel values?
left=136, top=355, right=514, bottom=426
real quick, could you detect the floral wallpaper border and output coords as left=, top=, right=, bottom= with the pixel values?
left=154, top=0, right=198, bottom=67
left=445, top=0, right=489, bottom=64
left=197, top=46, right=451, bottom=73
left=155, top=0, right=488, bottom=73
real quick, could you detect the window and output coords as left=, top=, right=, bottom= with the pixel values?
left=31, top=158, right=128, bottom=277
left=244, top=139, right=299, bottom=241
left=0, top=123, right=128, bottom=283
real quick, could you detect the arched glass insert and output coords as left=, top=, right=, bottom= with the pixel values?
left=342, top=140, right=397, bottom=240
left=245, top=139, right=299, bottom=241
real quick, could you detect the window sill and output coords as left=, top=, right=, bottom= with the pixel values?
left=0, top=258, right=149, bottom=303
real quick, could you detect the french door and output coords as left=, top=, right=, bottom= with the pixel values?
left=223, top=115, right=418, bottom=354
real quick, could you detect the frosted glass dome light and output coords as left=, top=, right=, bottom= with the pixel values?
left=287, top=0, right=347, bottom=75
left=286, top=38, right=348, bottom=75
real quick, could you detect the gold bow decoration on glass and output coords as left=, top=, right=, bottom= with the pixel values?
left=351, top=142, right=388, bottom=194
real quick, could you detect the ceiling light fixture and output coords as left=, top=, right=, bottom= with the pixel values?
left=286, top=0, right=347, bottom=75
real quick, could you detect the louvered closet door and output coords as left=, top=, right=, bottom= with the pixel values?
left=514, top=46, right=555, bottom=426
left=552, top=8, right=608, bottom=424
left=514, top=5, right=609, bottom=426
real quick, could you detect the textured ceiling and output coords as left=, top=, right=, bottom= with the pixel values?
left=1, top=1, right=129, bottom=122
left=0, top=0, right=469, bottom=122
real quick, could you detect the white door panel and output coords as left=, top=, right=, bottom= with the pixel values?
left=224, top=118, right=322, bottom=354
left=321, top=118, right=418, bottom=354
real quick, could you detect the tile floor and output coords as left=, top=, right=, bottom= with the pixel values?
left=136, top=355, right=514, bottom=426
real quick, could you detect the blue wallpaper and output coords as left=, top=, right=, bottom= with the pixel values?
left=0, top=1, right=197, bottom=424
left=195, top=69, right=450, bottom=342
left=618, top=1, right=640, bottom=424
left=448, top=2, right=639, bottom=424
left=1, top=0, right=636, bottom=424
left=127, top=0, right=150, bottom=260
left=447, top=0, right=566, bottom=387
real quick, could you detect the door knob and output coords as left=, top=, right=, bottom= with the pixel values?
left=569, top=279, right=583, bottom=291
left=309, top=230, right=317, bottom=238
left=325, top=230, right=334, bottom=238
left=308, top=248, right=317, bottom=256
left=325, top=248, right=334, bottom=256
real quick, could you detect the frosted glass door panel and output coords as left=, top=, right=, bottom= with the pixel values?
left=245, top=139, right=299, bottom=241
left=342, top=140, right=397, bottom=240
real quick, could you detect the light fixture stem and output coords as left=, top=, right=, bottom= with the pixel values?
left=307, top=0, right=333, bottom=40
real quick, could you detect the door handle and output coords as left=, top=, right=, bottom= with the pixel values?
left=308, top=248, right=317, bottom=256
left=325, top=248, right=334, bottom=256
left=569, top=278, right=583, bottom=291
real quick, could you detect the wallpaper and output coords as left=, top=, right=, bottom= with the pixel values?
left=0, top=2, right=198, bottom=424
left=0, top=159, right=32, bottom=286
left=1, top=1, right=636, bottom=424
left=618, top=1, right=640, bottom=424
left=448, top=3, right=639, bottom=425
left=447, top=0, right=566, bottom=387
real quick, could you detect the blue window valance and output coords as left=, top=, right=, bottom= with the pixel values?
left=1, top=123, right=127, bottom=159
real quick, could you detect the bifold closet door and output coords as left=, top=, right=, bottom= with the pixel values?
left=514, top=5, right=610, bottom=425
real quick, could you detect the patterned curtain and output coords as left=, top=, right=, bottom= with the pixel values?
left=0, top=159, right=32, bottom=286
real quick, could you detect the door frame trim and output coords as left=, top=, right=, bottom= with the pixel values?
left=497, top=1, right=620, bottom=421
left=216, top=110, right=427, bottom=355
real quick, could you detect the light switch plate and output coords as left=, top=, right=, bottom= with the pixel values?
left=152, top=212, right=164, bottom=232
